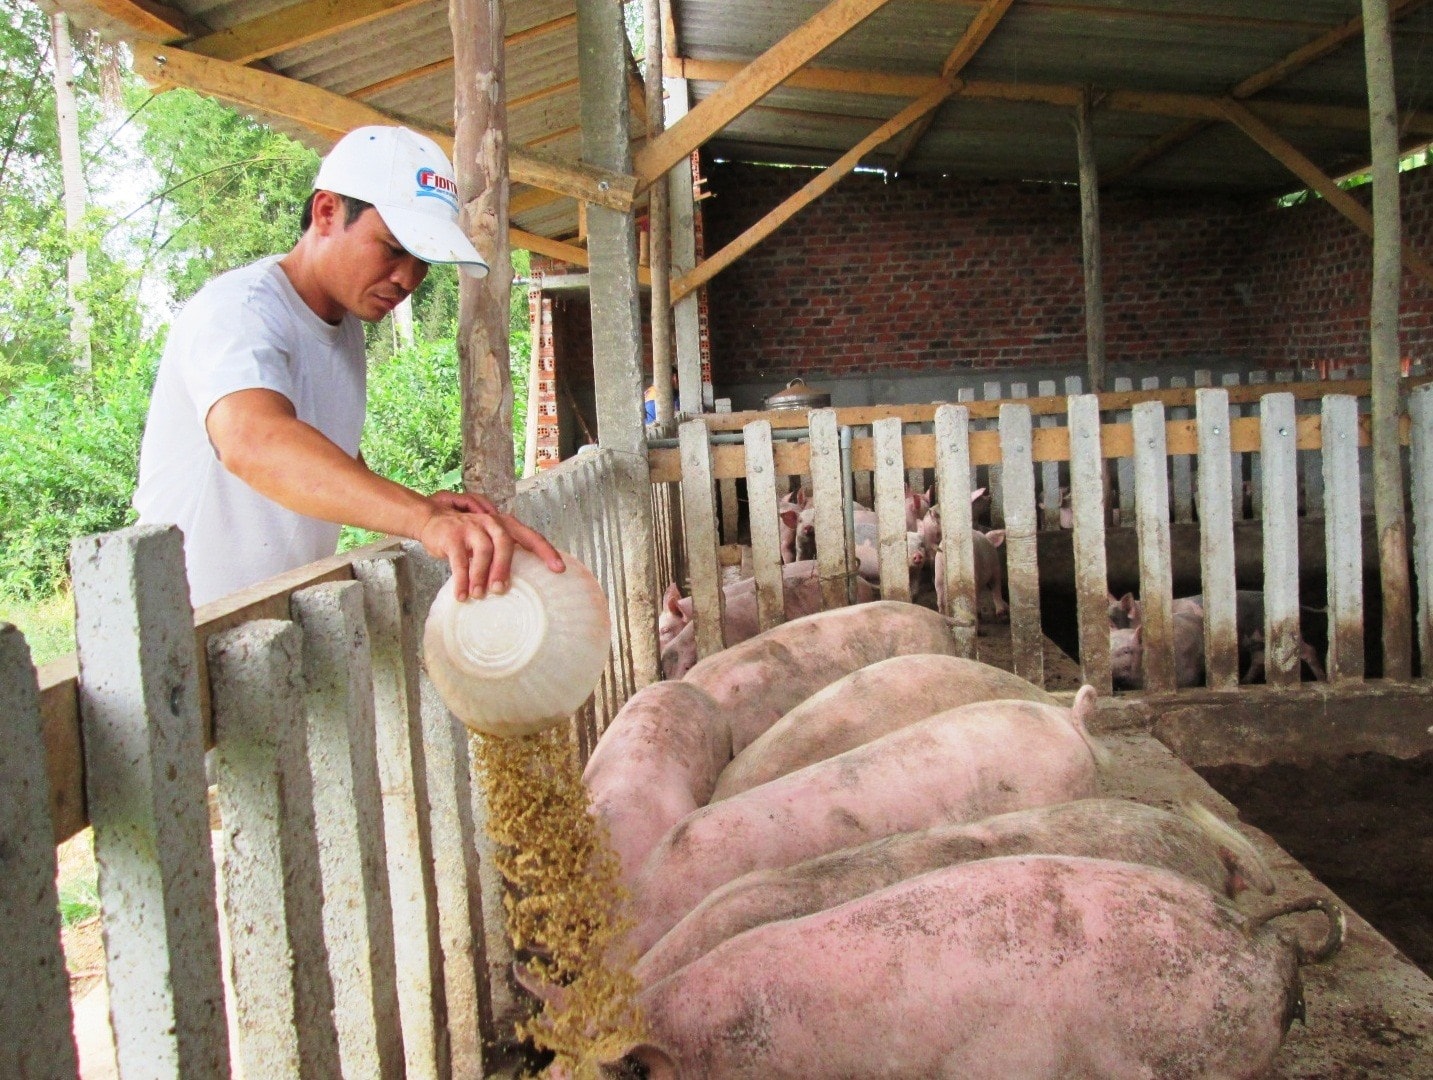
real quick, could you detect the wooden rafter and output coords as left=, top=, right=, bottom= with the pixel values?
left=185, top=0, right=429, bottom=65
left=674, top=57, right=1433, bottom=137
left=925, top=0, right=1347, bottom=34
left=887, top=0, right=1015, bottom=170
left=1105, top=0, right=1431, bottom=185
left=79, top=0, right=190, bottom=41
left=633, top=0, right=901, bottom=188
left=1220, top=98, right=1433, bottom=291
left=671, top=77, right=958, bottom=302
left=127, top=44, right=639, bottom=212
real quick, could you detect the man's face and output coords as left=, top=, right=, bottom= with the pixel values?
left=313, top=194, right=430, bottom=322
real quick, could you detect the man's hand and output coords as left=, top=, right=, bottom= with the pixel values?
left=418, top=493, right=566, bottom=602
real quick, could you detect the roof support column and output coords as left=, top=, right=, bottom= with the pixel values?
left=1362, top=0, right=1412, bottom=678
left=644, top=0, right=675, bottom=427
left=577, top=0, right=661, bottom=687
left=663, top=77, right=706, bottom=413
left=1075, top=89, right=1107, bottom=393
left=452, top=0, right=515, bottom=504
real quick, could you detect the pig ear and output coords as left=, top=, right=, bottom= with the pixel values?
left=780, top=508, right=800, bottom=529
left=663, top=582, right=685, bottom=615
left=1132, top=625, right=1143, bottom=645
left=985, top=529, right=1006, bottom=548
left=969, top=487, right=986, bottom=503
left=1119, top=593, right=1136, bottom=614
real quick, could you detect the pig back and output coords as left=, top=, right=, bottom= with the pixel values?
left=628, top=856, right=1301, bottom=1080
left=583, top=681, right=732, bottom=883
left=626, top=695, right=1102, bottom=955
left=681, top=601, right=960, bottom=755
left=712, top=654, right=1056, bottom=800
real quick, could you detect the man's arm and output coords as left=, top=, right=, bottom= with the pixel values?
left=207, top=388, right=564, bottom=601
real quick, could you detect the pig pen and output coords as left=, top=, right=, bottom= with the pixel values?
left=650, top=377, right=1433, bottom=1075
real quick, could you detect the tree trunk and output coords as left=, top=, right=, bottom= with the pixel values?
left=451, top=0, right=515, bottom=505
left=1362, top=0, right=1412, bottom=678
left=51, top=11, right=90, bottom=374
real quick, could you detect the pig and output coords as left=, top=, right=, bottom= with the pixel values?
left=613, top=857, right=1343, bottom=1080
left=712, top=653, right=1056, bottom=800
left=624, top=687, right=1105, bottom=955
left=851, top=520, right=927, bottom=598
left=793, top=497, right=876, bottom=561
left=933, top=529, right=1008, bottom=622
left=660, top=562, right=880, bottom=680
left=582, top=681, right=731, bottom=884
left=904, top=486, right=930, bottom=532
left=1107, top=591, right=1203, bottom=629
left=776, top=490, right=804, bottom=564
left=680, top=600, right=962, bottom=756
left=1109, top=608, right=1206, bottom=689
left=635, top=798, right=1276, bottom=988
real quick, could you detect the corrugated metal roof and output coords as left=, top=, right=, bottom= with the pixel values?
left=51, top=0, right=1433, bottom=243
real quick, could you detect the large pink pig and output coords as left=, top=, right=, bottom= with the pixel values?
left=712, top=653, right=1056, bottom=799
left=625, top=687, right=1105, bottom=955
left=582, top=681, right=731, bottom=884
left=635, top=798, right=1275, bottom=986
left=615, top=856, right=1343, bottom=1079
left=680, top=600, right=961, bottom=755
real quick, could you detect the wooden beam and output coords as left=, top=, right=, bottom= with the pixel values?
left=82, top=0, right=190, bottom=41
left=509, top=228, right=652, bottom=285
left=675, top=57, right=1433, bottom=137
left=888, top=0, right=1015, bottom=169
left=1105, top=0, right=1431, bottom=185
left=634, top=0, right=902, bottom=187
left=1219, top=98, right=1433, bottom=291
left=509, top=187, right=566, bottom=214
left=127, top=45, right=639, bottom=212
left=670, top=77, right=956, bottom=302
left=185, top=0, right=429, bottom=65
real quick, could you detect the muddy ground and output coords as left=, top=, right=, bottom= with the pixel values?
left=1200, top=751, right=1433, bottom=979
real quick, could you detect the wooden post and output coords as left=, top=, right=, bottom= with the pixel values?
left=1076, top=90, right=1106, bottom=393
left=1322, top=395, right=1367, bottom=682
left=874, top=418, right=911, bottom=601
left=1196, top=390, right=1239, bottom=689
left=1363, top=0, right=1413, bottom=679
left=744, top=420, right=786, bottom=631
left=1132, top=401, right=1175, bottom=691
left=810, top=409, right=850, bottom=611
left=1409, top=385, right=1433, bottom=672
left=679, top=419, right=726, bottom=659
left=663, top=79, right=705, bottom=411
left=0, top=625, right=81, bottom=1080
left=1066, top=395, right=1111, bottom=693
left=1259, top=394, right=1303, bottom=687
left=578, top=0, right=662, bottom=686
left=451, top=0, right=515, bottom=502
left=933, top=404, right=978, bottom=657
left=1001, top=404, right=1043, bottom=687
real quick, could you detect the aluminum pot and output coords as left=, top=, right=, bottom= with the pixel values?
left=763, top=377, right=831, bottom=411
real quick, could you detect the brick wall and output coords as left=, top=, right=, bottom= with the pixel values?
left=699, top=161, right=1433, bottom=385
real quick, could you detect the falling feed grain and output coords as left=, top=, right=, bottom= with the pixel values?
left=472, top=726, right=646, bottom=1078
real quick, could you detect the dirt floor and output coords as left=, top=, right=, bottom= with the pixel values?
left=1200, top=751, right=1433, bottom=981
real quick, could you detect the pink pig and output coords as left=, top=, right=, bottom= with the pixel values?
left=615, top=856, right=1342, bottom=1079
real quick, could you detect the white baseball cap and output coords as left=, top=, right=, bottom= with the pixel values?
left=314, top=125, right=489, bottom=279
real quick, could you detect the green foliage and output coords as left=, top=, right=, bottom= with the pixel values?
left=0, top=347, right=157, bottom=601
left=131, top=87, right=319, bottom=302
left=57, top=858, right=100, bottom=926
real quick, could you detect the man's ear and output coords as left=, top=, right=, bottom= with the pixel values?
left=308, top=189, right=343, bottom=235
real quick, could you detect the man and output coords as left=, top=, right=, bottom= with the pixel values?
left=135, top=125, right=562, bottom=607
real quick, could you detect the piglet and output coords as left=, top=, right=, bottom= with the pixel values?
left=1109, top=608, right=1205, bottom=689
left=616, top=857, right=1343, bottom=1079
left=851, top=519, right=927, bottom=598
left=625, top=687, right=1105, bottom=955
left=635, top=798, right=1276, bottom=987
left=712, top=653, right=1055, bottom=799
left=934, top=529, right=1008, bottom=623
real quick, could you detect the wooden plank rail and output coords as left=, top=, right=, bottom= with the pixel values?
left=650, top=412, right=1398, bottom=482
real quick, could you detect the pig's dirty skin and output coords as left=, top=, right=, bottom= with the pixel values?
left=635, top=798, right=1277, bottom=988
left=624, top=687, right=1105, bottom=956
left=1110, top=609, right=1206, bottom=690
left=680, top=600, right=961, bottom=756
left=582, top=681, right=732, bottom=885
left=711, top=653, right=1056, bottom=800
left=660, top=563, right=880, bottom=680
left=615, top=856, right=1342, bottom=1080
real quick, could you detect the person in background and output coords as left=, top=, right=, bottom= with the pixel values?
left=645, top=372, right=680, bottom=424
left=134, top=125, right=562, bottom=607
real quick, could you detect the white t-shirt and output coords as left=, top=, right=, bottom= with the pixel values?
left=134, top=256, right=367, bottom=607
